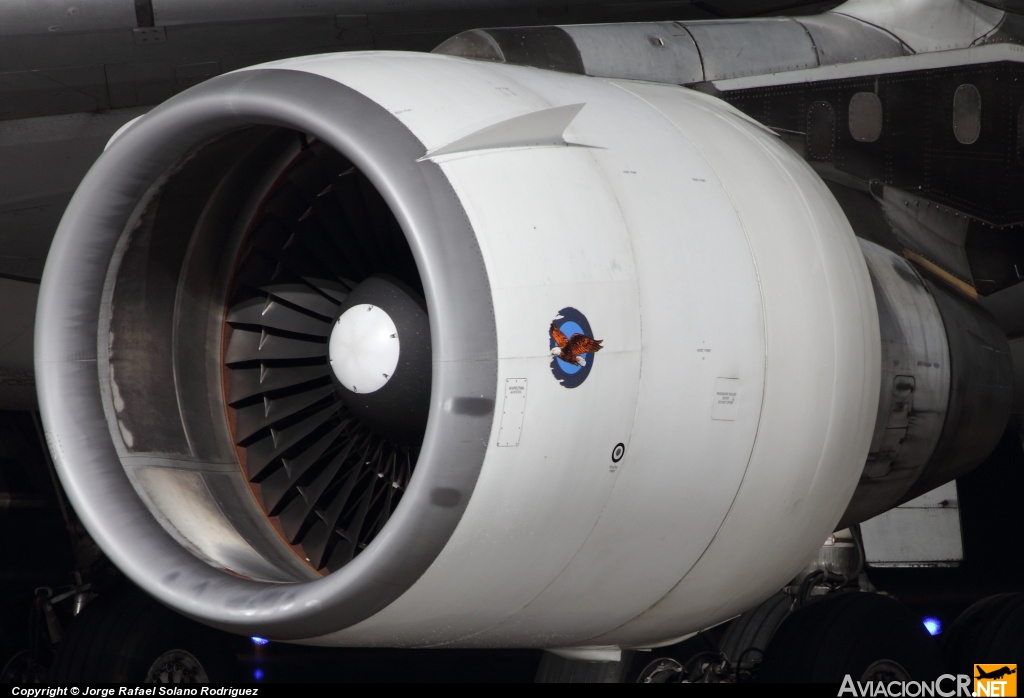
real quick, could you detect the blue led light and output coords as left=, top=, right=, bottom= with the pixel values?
left=251, top=636, right=270, bottom=646
left=253, top=668, right=264, bottom=681
left=923, top=617, right=942, bottom=636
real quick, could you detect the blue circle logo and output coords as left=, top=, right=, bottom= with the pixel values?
left=549, top=307, right=602, bottom=389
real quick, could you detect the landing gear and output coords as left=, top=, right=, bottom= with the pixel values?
left=633, top=655, right=685, bottom=683
left=718, top=590, right=792, bottom=680
left=49, top=583, right=241, bottom=683
left=758, top=592, right=942, bottom=683
left=626, top=632, right=727, bottom=683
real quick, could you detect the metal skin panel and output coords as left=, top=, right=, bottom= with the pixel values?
left=795, top=13, right=908, bottom=64
left=263, top=53, right=878, bottom=648
left=0, top=0, right=135, bottom=35
left=685, top=18, right=820, bottom=80
left=711, top=43, right=1024, bottom=91
left=831, top=0, right=1004, bottom=53
left=559, top=22, right=704, bottom=84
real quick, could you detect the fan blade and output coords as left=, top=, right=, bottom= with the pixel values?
left=233, top=384, right=336, bottom=443
left=227, top=295, right=334, bottom=336
left=227, top=363, right=331, bottom=406
left=244, top=404, right=338, bottom=479
left=260, top=424, right=345, bottom=514
left=224, top=328, right=327, bottom=365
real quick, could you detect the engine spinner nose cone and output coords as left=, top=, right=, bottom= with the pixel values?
left=331, top=275, right=431, bottom=448
left=329, top=304, right=400, bottom=394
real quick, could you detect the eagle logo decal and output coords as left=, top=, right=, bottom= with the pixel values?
left=549, top=307, right=603, bottom=389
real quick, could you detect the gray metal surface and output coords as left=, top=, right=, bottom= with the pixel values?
left=860, top=481, right=964, bottom=567
left=35, top=68, right=497, bottom=639
left=686, top=18, right=820, bottom=80
left=436, top=11, right=902, bottom=86
left=840, top=240, right=949, bottom=527
left=903, top=277, right=1012, bottom=500
left=560, top=22, right=703, bottom=84
left=795, top=12, right=907, bottom=64
left=877, top=186, right=974, bottom=289
left=0, top=0, right=134, bottom=35
left=840, top=239, right=1013, bottom=527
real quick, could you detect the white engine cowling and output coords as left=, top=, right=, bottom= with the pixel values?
left=35, top=52, right=879, bottom=649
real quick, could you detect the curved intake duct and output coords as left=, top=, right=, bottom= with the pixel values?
left=37, top=52, right=881, bottom=649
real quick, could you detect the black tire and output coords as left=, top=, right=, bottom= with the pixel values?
left=49, top=584, right=242, bottom=683
left=719, top=591, right=792, bottom=677
left=758, top=592, right=942, bottom=683
left=944, top=593, right=1024, bottom=674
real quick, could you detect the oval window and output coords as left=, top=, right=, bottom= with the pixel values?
left=953, top=84, right=981, bottom=145
left=849, top=92, right=882, bottom=143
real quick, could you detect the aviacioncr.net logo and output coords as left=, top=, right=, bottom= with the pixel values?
left=838, top=674, right=975, bottom=697
left=974, top=665, right=1017, bottom=697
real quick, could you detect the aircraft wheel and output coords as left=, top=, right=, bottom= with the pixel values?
left=48, top=583, right=241, bottom=683
left=944, top=593, right=1024, bottom=673
left=718, top=590, right=792, bottom=679
left=757, top=592, right=941, bottom=683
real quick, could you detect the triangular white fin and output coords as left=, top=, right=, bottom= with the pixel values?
left=422, top=103, right=586, bottom=159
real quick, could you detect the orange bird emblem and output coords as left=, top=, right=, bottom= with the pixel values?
left=550, top=323, right=603, bottom=367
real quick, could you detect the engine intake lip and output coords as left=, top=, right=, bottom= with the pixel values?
left=35, top=67, right=497, bottom=638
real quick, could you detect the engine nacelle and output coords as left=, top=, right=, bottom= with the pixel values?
left=36, top=52, right=881, bottom=649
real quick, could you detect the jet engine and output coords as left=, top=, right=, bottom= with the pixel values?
left=33, top=50, right=1003, bottom=650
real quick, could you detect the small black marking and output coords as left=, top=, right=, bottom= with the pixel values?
left=447, top=397, right=494, bottom=416
left=431, top=488, right=462, bottom=507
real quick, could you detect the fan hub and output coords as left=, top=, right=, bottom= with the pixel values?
left=329, top=304, right=400, bottom=394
